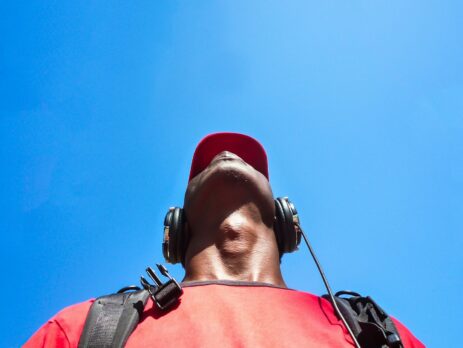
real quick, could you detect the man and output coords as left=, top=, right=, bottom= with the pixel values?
left=25, top=132, right=424, bottom=347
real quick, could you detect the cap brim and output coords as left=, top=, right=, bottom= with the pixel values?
left=189, top=132, right=269, bottom=181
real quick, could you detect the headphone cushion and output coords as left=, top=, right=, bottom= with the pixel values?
left=274, top=199, right=286, bottom=254
left=172, top=207, right=185, bottom=264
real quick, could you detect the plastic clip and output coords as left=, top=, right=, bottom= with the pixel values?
left=139, top=264, right=183, bottom=311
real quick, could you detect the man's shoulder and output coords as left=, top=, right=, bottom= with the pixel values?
left=53, top=298, right=95, bottom=323
left=24, top=299, right=94, bottom=348
left=262, top=286, right=424, bottom=348
left=391, top=317, right=425, bottom=348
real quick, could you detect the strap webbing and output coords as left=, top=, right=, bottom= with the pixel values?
left=78, top=290, right=150, bottom=348
left=323, top=293, right=404, bottom=348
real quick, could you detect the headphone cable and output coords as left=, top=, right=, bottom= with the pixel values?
left=298, top=225, right=361, bottom=348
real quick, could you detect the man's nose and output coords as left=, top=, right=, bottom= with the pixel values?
left=213, top=151, right=243, bottom=161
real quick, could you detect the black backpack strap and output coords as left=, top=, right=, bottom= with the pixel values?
left=78, top=264, right=183, bottom=348
left=78, top=290, right=150, bottom=348
left=323, top=291, right=403, bottom=348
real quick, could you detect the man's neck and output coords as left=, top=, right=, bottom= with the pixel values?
left=182, top=210, right=286, bottom=287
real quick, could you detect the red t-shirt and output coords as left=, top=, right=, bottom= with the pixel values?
left=24, top=281, right=424, bottom=347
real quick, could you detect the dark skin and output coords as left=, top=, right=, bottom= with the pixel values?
left=182, top=151, right=286, bottom=288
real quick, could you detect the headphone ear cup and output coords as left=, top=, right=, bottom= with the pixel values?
left=162, top=207, right=186, bottom=264
left=274, top=197, right=301, bottom=254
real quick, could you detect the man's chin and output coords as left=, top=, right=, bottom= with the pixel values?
left=185, top=159, right=274, bottom=220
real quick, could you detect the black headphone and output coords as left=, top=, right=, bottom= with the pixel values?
left=162, top=197, right=302, bottom=264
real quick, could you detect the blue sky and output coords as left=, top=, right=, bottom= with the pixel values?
left=1, top=1, right=462, bottom=347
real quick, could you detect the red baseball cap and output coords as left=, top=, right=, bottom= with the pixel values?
left=189, top=132, right=269, bottom=181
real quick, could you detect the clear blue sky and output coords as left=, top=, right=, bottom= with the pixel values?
left=1, top=1, right=462, bottom=347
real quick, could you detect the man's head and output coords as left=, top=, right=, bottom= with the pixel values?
left=162, top=133, right=300, bottom=286
left=184, top=133, right=276, bottom=242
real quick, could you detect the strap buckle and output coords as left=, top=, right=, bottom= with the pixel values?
left=140, top=263, right=183, bottom=311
